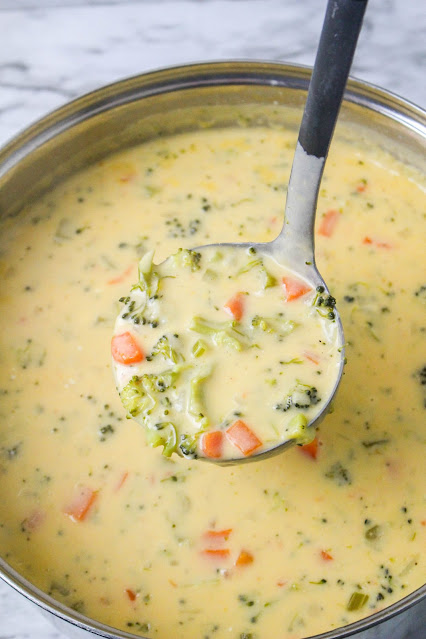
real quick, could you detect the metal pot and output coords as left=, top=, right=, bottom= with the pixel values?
left=0, top=61, right=425, bottom=639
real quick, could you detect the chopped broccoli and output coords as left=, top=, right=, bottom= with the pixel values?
left=188, top=367, right=211, bottom=430
left=120, top=368, right=180, bottom=418
left=167, top=248, right=202, bottom=272
left=146, top=422, right=177, bottom=457
left=235, top=254, right=277, bottom=289
left=191, top=339, right=208, bottom=358
left=132, top=250, right=160, bottom=298
left=149, top=335, right=181, bottom=364
left=190, top=316, right=244, bottom=351
left=274, top=381, right=321, bottom=412
left=251, top=315, right=297, bottom=339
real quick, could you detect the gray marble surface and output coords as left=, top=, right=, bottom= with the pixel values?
left=0, top=0, right=425, bottom=637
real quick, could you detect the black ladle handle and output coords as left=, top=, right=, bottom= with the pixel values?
left=299, top=0, right=368, bottom=159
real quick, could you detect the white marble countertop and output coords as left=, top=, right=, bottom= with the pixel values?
left=0, top=0, right=425, bottom=637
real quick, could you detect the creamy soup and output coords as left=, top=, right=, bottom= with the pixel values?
left=112, top=246, right=341, bottom=461
left=0, top=124, right=424, bottom=639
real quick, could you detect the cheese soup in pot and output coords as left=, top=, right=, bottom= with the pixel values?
left=0, top=123, right=424, bottom=639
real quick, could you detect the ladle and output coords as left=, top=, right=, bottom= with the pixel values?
left=187, top=0, right=368, bottom=462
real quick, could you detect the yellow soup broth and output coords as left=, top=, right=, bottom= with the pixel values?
left=0, top=125, right=425, bottom=639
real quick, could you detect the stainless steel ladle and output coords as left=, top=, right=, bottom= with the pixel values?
left=187, top=0, right=368, bottom=463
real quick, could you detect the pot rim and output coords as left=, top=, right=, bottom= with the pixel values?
left=0, top=59, right=424, bottom=639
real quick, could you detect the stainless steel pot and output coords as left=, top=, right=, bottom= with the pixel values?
left=0, top=61, right=425, bottom=639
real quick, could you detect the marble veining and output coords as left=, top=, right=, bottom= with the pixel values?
left=0, top=0, right=424, bottom=637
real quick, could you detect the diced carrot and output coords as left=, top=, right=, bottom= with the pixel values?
left=200, top=431, right=224, bottom=459
left=421, top=520, right=426, bottom=526
left=282, top=276, right=311, bottom=302
left=356, top=181, right=367, bottom=192
left=236, top=550, right=254, bottom=566
left=226, top=420, right=262, bottom=456
left=303, top=350, right=320, bottom=365
left=115, top=471, right=129, bottom=491
left=362, top=236, right=392, bottom=249
left=201, top=548, right=230, bottom=560
left=224, top=292, right=244, bottom=321
left=277, top=580, right=288, bottom=587
left=111, top=332, right=144, bottom=365
left=318, top=209, right=340, bottom=237
left=321, top=550, right=333, bottom=561
left=64, top=485, right=98, bottom=522
left=125, top=588, right=137, bottom=601
left=203, top=528, right=233, bottom=542
left=299, top=436, right=319, bottom=460
left=107, top=264, right=133, bottom=285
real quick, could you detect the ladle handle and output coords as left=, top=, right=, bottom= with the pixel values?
left=299, top=0, right=368, bottom=159
left=277, top=0, right=367, bottom=275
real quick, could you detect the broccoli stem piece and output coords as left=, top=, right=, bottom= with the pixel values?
left=133, top=250, right=160, bottom=298
left=190, top=316, right=244, bottom=351
left=188, top=367, right=212, bottom=430
left=146, top=422, right=177, bottom=457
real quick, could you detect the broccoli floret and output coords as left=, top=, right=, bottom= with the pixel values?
left=120, top=368, right=180, bottom=419
left=274, top=381, right=321, bottom=412
left=148, top=335, right=181, bottom=364
left=167, top=248, right=202, bottom=272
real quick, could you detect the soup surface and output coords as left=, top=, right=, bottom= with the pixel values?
left=112, top=246, right=341, bottom=461
left=0, top=122, right=425, bottom=639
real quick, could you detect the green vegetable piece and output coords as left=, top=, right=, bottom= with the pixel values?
left=287, top=413, right=308, bottom=437
left=168, top=248, right=201, bottom=272
left=179, top=433, right=199, bottom=459
left=190, top=316, right=243, bottom=351
left=346, top=591, right=369, bottom=611
left=146, top=422, right=177, bottom=457
left=150, top=335, right=180, bottom=364
left=189, top=367, right=211, bottom=429
left=120, top=376, right=155, bottom=418
left=275, top=381, right=320, bottom=412
left=191, top=339, right=208, bottom=358
left=120, top=368, right=181, bottom=419
left=134, top=250, right=160, bottom=297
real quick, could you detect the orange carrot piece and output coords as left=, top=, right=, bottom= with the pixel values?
left=356, top=181, right=367, bottom=192
left=226, top=420, right=262, bottom=456
left=203, top=528, right=233, bottom=542
left=200, top=431, right=224, bottom=459
left=111, top=332, right=144, bottom=365
left=125, top=588, right=137, bottom=601
left=318, top=209, right=340, bottom=237
left=65, top=485, right=98, bottom=522
left=236, top=550, right=254, bottom=566
left=299, top=437, right=320, bottom=460
left=321, top=550, right=333, bottom=561
left=224, top=292, right=244, bottom=321
left=107, top=264, right=133, bottom=285
left=201, top=548, right=230, bottom=560
left=282, top=276, right=311, bottom=302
